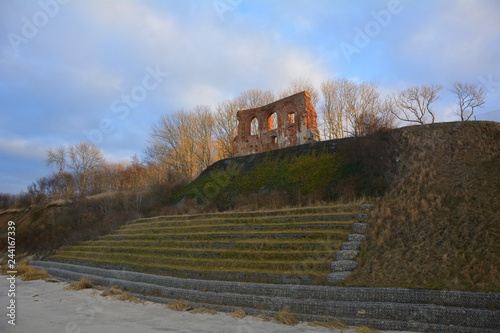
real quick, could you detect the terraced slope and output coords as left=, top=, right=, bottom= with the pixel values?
left=49, top=205, right=362, bottom=284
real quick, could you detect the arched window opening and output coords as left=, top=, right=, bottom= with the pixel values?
left=287, top=112, right=295, bottom=124
left=268, top=112, right=278, bottom=130
left=250, top=118, right=259, bottom=135
left=271, top=136, right=277, bottom=144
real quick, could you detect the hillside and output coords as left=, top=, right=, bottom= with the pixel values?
left=166, top=121, right=500, bottom=291
left=1, top=121, right=499, bottom=292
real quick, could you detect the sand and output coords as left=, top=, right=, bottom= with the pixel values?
left=0, top=277, right=415, bottom=333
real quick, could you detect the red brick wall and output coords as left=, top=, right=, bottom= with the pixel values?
left=233, top=91, right=320, bottom=156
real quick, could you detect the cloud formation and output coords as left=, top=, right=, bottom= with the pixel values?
left=1, top=0, right=499, bottom=193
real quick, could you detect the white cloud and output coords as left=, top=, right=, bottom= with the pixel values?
left=0, top=137, right=49, bottom=161
left=77, top=0, right=328, bottom=108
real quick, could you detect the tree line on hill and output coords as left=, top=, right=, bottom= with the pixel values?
left=0, top=78, right=485, bottom=211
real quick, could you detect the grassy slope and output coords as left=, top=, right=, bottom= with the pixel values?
left=346, top=121, right=500, bottom=291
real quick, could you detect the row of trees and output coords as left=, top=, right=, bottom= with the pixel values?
left=144, top=78, right=486, bottom=177
left=1, top=78, right=486, bottom=209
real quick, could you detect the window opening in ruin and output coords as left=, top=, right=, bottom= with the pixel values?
left=287, top=112, right=295, bottom=124
left=268, top=112, right=278, bottom=130
left=250, top=118, right=259, bottom=135
left=271, top=136, right=277, bottom=144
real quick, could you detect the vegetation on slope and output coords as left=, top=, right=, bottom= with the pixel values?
left=346, top=121, right=500, bottom=292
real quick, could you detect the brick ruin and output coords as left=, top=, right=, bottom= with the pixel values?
left=233, top=91, right=320, bottom=157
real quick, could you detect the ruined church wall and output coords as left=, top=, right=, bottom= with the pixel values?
left=233, top=91, right=320, bottom=157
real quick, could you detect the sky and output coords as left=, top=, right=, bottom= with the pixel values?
left=1, top=0, right=499, bottom=194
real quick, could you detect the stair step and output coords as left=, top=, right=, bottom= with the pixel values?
left=336, top=250, right=360, bottom=260
left=331, top=260, right=358, bottom=272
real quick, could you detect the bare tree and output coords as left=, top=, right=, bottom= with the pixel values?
left=67, top=142, right=105, bottom=197
left=214, top=99, right=240, bottom=159
left=236, top=89, right=275, bottom=109
left=449, top=82, right=486, bottom=121
left=145, top=110, right=197, bottom=178
left=391, top=84, right=442, bottom=124
left=47, top=146, right=67, bottom=172
left=192, top=105, right=216, bottom=171
left=280, top=77, right=319, bottom=107
left=344, top=82, right=382, bottom=137
left=321, top=78, right=394, bottom=138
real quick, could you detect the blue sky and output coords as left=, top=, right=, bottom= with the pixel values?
left=1, top=0, right=499, bottom=194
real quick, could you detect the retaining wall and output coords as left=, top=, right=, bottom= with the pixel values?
left=31, top=260, right=500, bottom=333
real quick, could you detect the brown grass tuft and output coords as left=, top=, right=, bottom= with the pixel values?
left=101, top=286, right=122, bottom=296
left=357, top=326, right=379, bottom=333
left=274, top=308, right=300, bottom=326
left=309, top=319, right=349, bottom=329
left=255, top=313, right=273, bottom=321
left=66, top=277, right=94, bottom=291
left=166, top=300, right=192, bottom=311
left=15, top=264, right=48, bottom=281
left=116, top=294, right=146, bottom=303
left=189, top=307, right=217, bottom=315
left=229, top=310, right=246, bottom=319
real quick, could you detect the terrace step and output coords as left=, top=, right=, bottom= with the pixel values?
left=113, top=221, right=354, bottom=235
left=77, top=240, right=343, bottom=250
left=127, top=205, right=360, bottom=224
left=58, top=246, right=337, bottom=261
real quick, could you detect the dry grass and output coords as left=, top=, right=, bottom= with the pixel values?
left=189, top=307, right=217, bottom=315
left=101, top=286, right=123, bottom=296
left=357, top=326, right=379, bottom=333
left=255, top=313, right=273, bottom=321
left=274, top=308, right=300, bottom=326
left=15, top=264, right=48, bottom=281
left=229, top=310, right=246, bottom=319
left=66, top=277, right=94, bottom=291
left=346, top=122, right=500, bottom=292
left=166, top=300, right=192, bottom=311
left=309, top=319, right=349, bottom=329
left=116, top=294, right=146, bottom=303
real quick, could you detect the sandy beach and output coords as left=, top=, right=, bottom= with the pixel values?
left=0, top=277, right=418, bottom=333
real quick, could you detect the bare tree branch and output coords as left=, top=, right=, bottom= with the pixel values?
left=391, top=84, right=442, bottom=124
left=449, top=82, right=486, bottom=121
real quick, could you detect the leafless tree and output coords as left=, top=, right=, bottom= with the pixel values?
left=320, top=79, right=345, bottom=139
left=280, top=77, right=319, bottom=107
left=449, top=82, right=486, bottom=121
left=146, top=107, right=217, bottom=178
left=214, top=99, right=240, bottom=159
left=320, top=78, right=394, bottom=138
left=67, top=142, right=105, bottom=197
left=145, top=110, right=197, bottom=178
left=391, top=84, right=442, bottom=124
left=236, top=89, right=275, bottom=109
left=344, top=82, right=381, bottom=137
left=47, top=146, right=67, bottom=172
left=192, top=105, right=216, bottom=172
